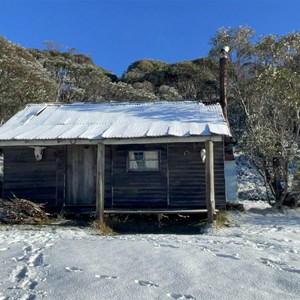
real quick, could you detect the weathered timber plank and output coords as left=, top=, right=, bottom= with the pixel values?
left=205, top=140, right=216, bottom=224
left=96, top=143, right=105, bottom=221
left=66, top=145, right=96, bottom=205
left=2, top=146, right=62, bottom=206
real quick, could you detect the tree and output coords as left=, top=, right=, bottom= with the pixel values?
left=210, top=27, right=300, bottom=208
left=0, top=36, right=57, bottom=123
left=43, top=40, right=64, bottom=52
left=29, top=49, right=114, bottom=103
left=240, top=67, right=300, bottom=207
left=123, top=59, right=168, bottom=85
left=122, top=58, right=219, bottom=101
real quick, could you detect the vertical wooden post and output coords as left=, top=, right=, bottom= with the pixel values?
left=205, top=140, right=216, bottom=225
left=96, top=143, right=105, bottom=222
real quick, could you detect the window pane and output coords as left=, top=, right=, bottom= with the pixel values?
left=129, top=161, right=139, bottom=169
left=129, top=151, right=144, bottom=161
left=145, top=160, right=159, bottom=169
left=134, top=152, right=144, bottom=161
left=128, top=150, right=159, bottom=171
left=129, top=152, right=135, bottom=160
left=144, top=151, right=158, bottom=160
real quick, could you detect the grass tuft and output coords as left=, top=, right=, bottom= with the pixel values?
left=215, top=211, right=229, bottom=227
left=93, top=220, right=115, bottom=235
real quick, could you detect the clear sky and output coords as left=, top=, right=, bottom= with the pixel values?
left=1, top=0, right=300, bottom=76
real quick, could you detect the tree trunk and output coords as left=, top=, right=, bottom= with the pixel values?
left=272, top=157, right=285, bottom=209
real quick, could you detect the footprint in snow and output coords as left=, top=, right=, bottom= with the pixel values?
left=215, top=253, right=240, bottom=260
left=260, top=257, right=285, bottom=269
left=23, top=245, right=32, bottom=252
left=10, top=265, right=28, bottom=283
left=65, top=267, right=83, bottom=273
left=260, top=257, right=300, bottom=274
left=154, top=243, right=179, bottom=249
left=29, top=253, right=45, bottom=267
left=135, top=280, right=159, bottom=287
left=167, top=293, right=196, bottom=299
left=20, top=293, right=36, bottom=300
left=283, top=268, right=300, bottom=274
left=95, top=275, right=118, bottom=279
left=27, top=280, right=38, bottom=290
left=21, top=278, right=38, bottom=290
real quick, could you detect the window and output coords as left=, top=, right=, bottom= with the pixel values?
left=128, top=151, right=159, bottom=171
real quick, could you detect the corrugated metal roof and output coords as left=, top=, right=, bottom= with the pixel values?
left=0, top=101, right=231, bottom=141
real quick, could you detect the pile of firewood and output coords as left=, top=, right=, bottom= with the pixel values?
left=0, top=196, right=48, bottom=224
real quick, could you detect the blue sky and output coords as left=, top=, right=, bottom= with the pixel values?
left=1, top=0, right=300, bottom=76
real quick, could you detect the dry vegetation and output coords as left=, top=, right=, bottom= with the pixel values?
left=0, top=196, right=48, bottom=224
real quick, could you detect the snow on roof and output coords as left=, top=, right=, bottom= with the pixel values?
left=0, top=101, right=230, bottom=141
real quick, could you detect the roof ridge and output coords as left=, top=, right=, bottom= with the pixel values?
left=24, top=101, right=223, bottom=111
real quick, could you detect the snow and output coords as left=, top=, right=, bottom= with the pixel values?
left=0, top=153, right=299, bottom=299
left=0, top=101, right=231, bottom=141
left=0, top=201, right=300, bottom=300
left=235, top=152, right=267, bottom=200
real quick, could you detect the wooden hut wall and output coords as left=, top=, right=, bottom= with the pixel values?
left=108, top=144, right=168, bottom=207
left=2, top=141, right=226, bottom=210
left=104, top=141, right=226, bottom=209
left=2, top=146, right=65, bottom=207
left=166, top=142, right=225, bottom=209
left=213, top=141, right=226, bottom=209
left=104, top=145, right=113, bottom=207
left=168, top=142, right=205, bottom=207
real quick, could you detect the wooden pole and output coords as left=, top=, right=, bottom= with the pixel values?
left=96, top=143, right=105, bottom=222
left=205, top=140, right=216, bottom=224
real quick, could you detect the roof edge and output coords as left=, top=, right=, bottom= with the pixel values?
left=0, top=136, right=223, bottom=147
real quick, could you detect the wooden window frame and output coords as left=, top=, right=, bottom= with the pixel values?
left=127, top=150, right=160, bottom=172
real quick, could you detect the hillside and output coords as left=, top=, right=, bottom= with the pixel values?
left=0, top=36, right=219, bottom=123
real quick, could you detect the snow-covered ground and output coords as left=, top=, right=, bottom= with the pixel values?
left=1, top=154, right=300, bottom=299
left=0, top=201, right=300, bottom=300
left=235, top=152, right=267, bottom=200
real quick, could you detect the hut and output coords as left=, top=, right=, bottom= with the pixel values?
left=0, top=101, right=232, bottom=220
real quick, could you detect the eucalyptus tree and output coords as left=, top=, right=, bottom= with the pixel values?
left=210, top=27, right=300, bottom=208
left=0, top=36, right=57, bottom=123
